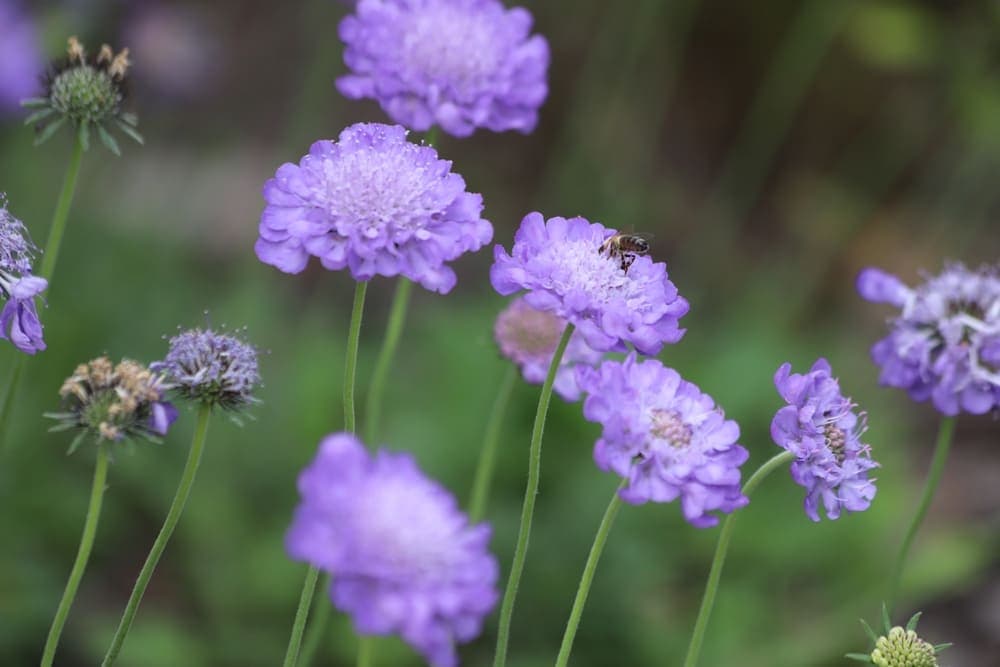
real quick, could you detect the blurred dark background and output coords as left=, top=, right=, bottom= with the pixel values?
left=1, top=0, right=998, bottom=665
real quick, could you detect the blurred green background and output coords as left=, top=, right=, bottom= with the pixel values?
left=1, top=0, right=999, bottom=665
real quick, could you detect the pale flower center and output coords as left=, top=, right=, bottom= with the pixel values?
left=402, top=5, right=503, bottom=91
left=650, top=409, right=692, bottom=449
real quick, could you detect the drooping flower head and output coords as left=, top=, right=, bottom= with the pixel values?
left=0, top=195, right=46, bottom=354
left=256, top=123, right=492, bottom=294
left=0, top=0, right=42, bottom=113
left=48, top=356, right=177, bottom=445
left=576, top=355, right=748, bottom=527
left=286, top=433, right=498, bottom=667
left=494, top=296, right=604, bottom=401
left=771, top=359, right=878, bottom=522
left=337, top=0, right=549, bottom=137
left=151, top=327, right=260, bottom=410
left=491, top=213, right=689, bottom=355
left=848, top=608, right=950, bottom=667
left=22, top=36, right=142, bottom=153
left=857, top=263, right=1000, bottom=415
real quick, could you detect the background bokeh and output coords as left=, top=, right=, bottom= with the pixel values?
left=1, top=1, right=999, bottom=665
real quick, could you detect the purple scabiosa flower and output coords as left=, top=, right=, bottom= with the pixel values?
left=494, top=296, right=604, bottom=401
left=771, top=359, right=878, bottom=522
left=255, top=122, right=492, bottom=293
left=576, top=355, right=748, bottom=527
left=337, top=0, right=549, bottom=137
left=47, top=357, right=178, bottom=445
left=151, top=327, right=261, bottom=410
left=286, top=433, right=498, bottom=667
left=857, top=264, right=1000, bottom=416
left=0, top=195, right=46, bottom=354
left=491, top=213, right=689, bottom=355
left=0, top=0, right=42, bottom=113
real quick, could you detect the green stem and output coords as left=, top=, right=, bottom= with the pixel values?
left=356, top=636, right=375, bottom=667
left=40, top=135, right=86, bottom=282
left=283, top=280, right=368, bottom=666
left=296, top=573, right=332, bottom=667
left=424, top=127, right=439, bottom=147
left=554, top=480, right=626, bottom=667
left=683, top=450, right=795, bottom=667
left=887, top=416, right=956, bottom=611
left=101, top=405, right=211, bottom=665
left=492, top=324, right=574, bottom=667
left=41, top=442, right=109, bottom=667
left=468, top=366, right=517, bottom=523
left=364, top=278, right=412, bottom=445
left=0, top=357, right=26, bottom=453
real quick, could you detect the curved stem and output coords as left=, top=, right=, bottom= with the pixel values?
left=356, top=636, right=375, bottom=667
left=102, top=405, right=212, bottom=665
left=554, top=480, right=626, bottom=667
left=364, top=278, right=412, bottom=445
left=887, top=416, right=956, bottom=611
left=40, top=135, right=86, bottom=282
left=296, top=573, right=332, bottom=667
left=283, top=280, right=368, bottom=666
left=683, top=449, right=795, bottom=667
left=468, top=366, right=517, bottom=523
left=492, top=324, right=574, bottom=667
left=41, top=442, right=109, bottom=667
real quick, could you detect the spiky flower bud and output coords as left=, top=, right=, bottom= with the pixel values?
left=151, top=327, right=261, bottom=411
left=47, top=356, right=177, bottom=447
left=847, top=607, right=951, bottom=667
left=22, top=36, right=143, bottom=154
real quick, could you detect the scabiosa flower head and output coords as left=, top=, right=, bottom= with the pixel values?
left=48, top=356, right=177, bottom=444
left=151, top=327, right=260, bottom=410
left=22, top=36, right=142, bottom=153
left=494, top=296, right=604, bottom=401
left=255, top=123, right=492, bottom=293
left=848, top=609, right=950, bottom=666
left=337, top=0, right=549, bottom=137
left=576, top=355, right=748, bottom=527
left=491, top=213, right=689, bottom=355
left=771, top=359, right=878, bottom=522
left=0, top=195, right=46, bottom=354
left=286, top=433, right=498, bottom=667
left=858, top=263, right=1000, bottom=416
left=0, top=0, right=42, bottom=113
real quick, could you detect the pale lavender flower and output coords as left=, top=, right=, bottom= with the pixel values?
left=256, top=122, right=492, bottom=293
left=337, top=0, right=549, bottom=137
left=576, top=355, right=748, bottom=527
left=491, top=213, right=689, bottom=355
left=286, top=433, right=498, bottom=667
left=494, top=296, right=604, bottom=401
left=0, top=195, right=46, bottom=354
left=771, top=359, right=878, bottom=522
left=857, top=263, right=1000, bottom=415
left=0, top=0, right=42, bottom=113
left=151, top=327, right=260, bottom=410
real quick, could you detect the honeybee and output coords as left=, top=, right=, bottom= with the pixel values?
left=598, top=232, right=651, bottom=273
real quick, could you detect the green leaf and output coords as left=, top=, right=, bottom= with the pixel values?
left=20, top=97, right=49, bottom=108
left=66, top=431, right=88, bottom=455
left=120, top=111, right=139, bottom=126
left=844, top=653, right=873, bottom=663
left=23, top=108, right=55, bottom=126
left=933, top=642, right=953, bottom=653
left=116, top=119, right=144, bottom=145
left=905, top=611, right=922, bottom=632
left=33, top=117, right=66, bottom=146
left=881, top=602, right=892, bottom=634
left=860, top=618, right=879, bottom=645
left=98, top=124, right=121, bottom=156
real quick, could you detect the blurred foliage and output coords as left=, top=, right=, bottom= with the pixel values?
left=1, top=0, right=999, bottom=666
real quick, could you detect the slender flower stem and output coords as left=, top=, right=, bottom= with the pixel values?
left=424, top=126, right=439, bottom=147
left=364, top=278, right=412, bottom=445
left=356, top=636, right=375, bottom=667
left=296, top=573, right=332, bottom=667
left=102, top=405, right=212, bottom=666
left=683, top=449, right=795, bottom=667
left=0, top=137, right=86, bottom=451
left=468, top=366, right=517, bottom=523
left=41, top=442, right=109, bottom=667
left=283, top=280, right=368, bottom=667
left=493, top=324, right=574, bottom=667
left=887, top=416, right=956, bottom=611
left=554, top=480, right=626, bottom=667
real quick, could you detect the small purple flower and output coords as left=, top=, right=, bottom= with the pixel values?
left=337, top=0, right=549, bottom=137
left=0, top=0, right=42, bottom=113
left=771, top=359, right=878, bottom=522
left=491, top=213, right=689, bottom=355
left=286, top=433, right=499, bottom=667
left=255, top=123, right=492, bottom=293
left=151, top=327, right=261, bottom=410
left=857, top=263, right=1000, bottom=416
left=0, top=195, right=46, bottom=354
left=576, top=355, right=748, bottom=527
left=494, top=296, right=604, bottom=401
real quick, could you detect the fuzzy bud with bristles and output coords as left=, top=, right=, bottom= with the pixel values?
left=847, top=607, right=951, bottom=666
